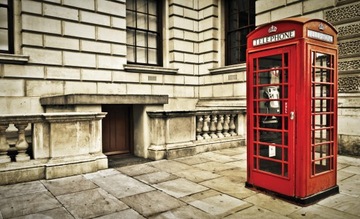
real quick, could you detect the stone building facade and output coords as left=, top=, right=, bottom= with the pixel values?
left=0, top=0, right=358, bottom=184
left=255, top=0, right=360, bottom=155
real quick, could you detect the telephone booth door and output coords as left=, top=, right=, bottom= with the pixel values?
left=247, top=46, right=296, bottom=196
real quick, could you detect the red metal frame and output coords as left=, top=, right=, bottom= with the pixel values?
left=246, top=18, right=338, bottom=204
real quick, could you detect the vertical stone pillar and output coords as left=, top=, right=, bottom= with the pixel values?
left=15, top=123, right=30, bottom=161
left=210, top=115, right=218, bottom=139
left=0, top=124, right=11, bottom=163
left=223, top=114, right=231, bottom=137
left=196, top=115, right=204, bottom=140
left=216, top=115, right=224, bottom=138
left=202, top=115, right=211, bottom=139
left=229, top=114, right=237, bottom=136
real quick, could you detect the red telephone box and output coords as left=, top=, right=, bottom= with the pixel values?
left=246, top=17, right=339, bottom=204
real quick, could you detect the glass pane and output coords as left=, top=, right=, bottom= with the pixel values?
left=126, top=0, right=135, bottom=10
left=148, top=32, right=157, bottom=48
left=0, top=29, right=8, bottom=51
left=127, top=46, right=135, bottom=62
left=259, top=131, right=282, bottom=144
left=259, top=144, right=282, bottom=160
left=136, top=31, right=146, bottom=47
left=126, top=11, right=136, bottom=27
left=148, top=48, right=157, bottom=64
left=149, top=0, right=157, bottom=15
left=149, top=15, right=157, bottom=31
left=0, top=8, right=8, bottom=28
left=126, top=29, right=135, bottom=45
left=137, top=0, right=147, bottom=13
left=259, top=54, right=282, bottom=69
left=137, top=13, right=147, bottom=29
left=259, top=159, right=282, bottom=175
left=314, top=158, right=331, bottom=174
left=137, top=47, right=146, bottom=63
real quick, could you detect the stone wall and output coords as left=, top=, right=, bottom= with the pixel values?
left=255, top=0, right=360, bottom=156
left=0, top=0, right=246, bottom=115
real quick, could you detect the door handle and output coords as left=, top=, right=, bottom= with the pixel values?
left=290, top=111, right=295, bottom=120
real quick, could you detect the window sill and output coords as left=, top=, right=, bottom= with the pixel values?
left=209, top=63, right=247, bottom=75
left=124, top=64, right=178, bottom=74
left=0, top=53, right=29, bottom=64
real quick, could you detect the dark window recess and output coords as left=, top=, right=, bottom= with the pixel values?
left=0, top=0, right=14, bottom=54
left=126, top=0, right=162, bottom=66
left=225, top=0, right=255, bottom=65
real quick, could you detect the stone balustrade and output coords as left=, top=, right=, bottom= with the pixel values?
left=0, top=112, right=107, bottom=185
left=195, top=113, right=238, bottom=141
left=147, top=109, right=246, bottom=160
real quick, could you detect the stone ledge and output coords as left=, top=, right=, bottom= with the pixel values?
left=40, top=94, right=169, bottom=105
left=0, top=53, right=29, bottom=64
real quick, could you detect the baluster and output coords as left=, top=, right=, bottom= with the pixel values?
left=229, top=114, right=237, bottom=136
left=202, top=115, right=211, bottom=139
left=210, top=115, right=218, bottom=138
left=14, top=123, right=30, bottom=161
left=223, top=114, right=231, bottom=137
left=216, top=114, right=224, bottom=138
left=0, top=124, right=11, bottom=163
left=196, top=115, right=204, bottom=140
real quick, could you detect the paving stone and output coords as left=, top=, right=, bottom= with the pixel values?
left=200, top=177, right=256, bottom=199
left=174, top=155, right=212, bottom=165
left=213, top=147, right=245, bottom=156
left=243, top=193, right=301, bottom=216
left=83, top=168, right=121, bottom=179
left=216, top=167, right=247, bottom=183
left=194, top=161, right=238, bottom=172
left=90, top=172, right=155, bottom=199
left=120, top=190, right=185, bottom=217
left=154, top=178, right=209, bottom=198
left=338, top=174, right=360, bottom=196
left=189, top=194, right=252, bottom=217
left=289, top=204, right=359, bottom=219
left=0, top=181, right=47, bottom=198
left=42, top=175, right=98, bottom=196
left=96, top=209, right=145, bottom=219
left=149, top=205, right=216, bottom=219
left=317, top=193, right=360, bottom=217
left=337, top=162, right=349, bottom=170
left=12, top=207, right=73, bottom=219
left=135, top=171, right=179, bottom=184
left=340, top=165, right=360, bottom=175
left=338, top=155, right=360, bottom=167
left=195, top=152, right=238, bottom=163
left=148, top=160, right=192, bottom=173
left=180, top=189, right=221, bottom=203
left=57, top=188, right=128, bottom=219
left=224, top=206, right=290, bottom=219
left=117, top=163, right=159, bottom=176
left=337, top=169, right=355, bottom=182
left=0, top=191, right=61, bottom=218
left=174, top=168, right=220, bottom=183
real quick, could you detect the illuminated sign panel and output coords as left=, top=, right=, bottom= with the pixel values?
left=253, top=30, right=295, bottom=46
left=307, top=29, right=334, bottom=43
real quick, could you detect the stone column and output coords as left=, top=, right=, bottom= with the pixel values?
left=15, top=123, right=30, bottom=161
left=210, top=115, right=218, bottom=139
left=216, top=115, right=224, bottom=138
left=0, top=124, right=11, bottom=163
left=202, top=115, right=211, bottom=139
left=196, top=115, right=204, bottom=140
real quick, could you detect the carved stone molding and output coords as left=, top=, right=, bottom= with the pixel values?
left=339, top=59, right=360, bottom=72
left=325, top=2, right=360, bottom=24
left=337, top=23, right=360, bottom=38
left=338, top=76, right=360, bottom=92
left=339, top=40, right=360, bottom=58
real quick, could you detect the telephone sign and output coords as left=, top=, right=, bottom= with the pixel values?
left=246, top=17, right=339, bottom=204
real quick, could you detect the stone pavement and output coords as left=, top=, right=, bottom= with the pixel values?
left=1, top=146, right=360, bottom=219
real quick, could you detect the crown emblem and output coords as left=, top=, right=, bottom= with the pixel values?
left=319, top=23, right=325, bottom=31
left=268, top=25, right=277, bottom=33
